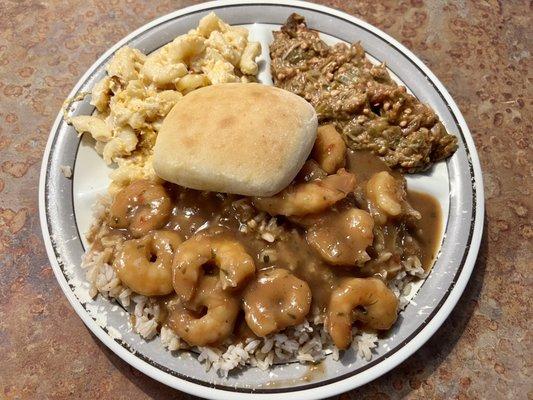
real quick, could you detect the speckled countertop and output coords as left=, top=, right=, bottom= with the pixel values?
left=0, top=1, right=531, bottom=399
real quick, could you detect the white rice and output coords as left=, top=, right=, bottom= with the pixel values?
left=60, top=165, right=72, bottom=178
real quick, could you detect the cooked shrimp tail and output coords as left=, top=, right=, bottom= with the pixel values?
left=243, top=268, right=311, bottom=336
left=167, top=276, right=240, bottom=346
left=253, top=168, right=356, bottom=217
left=109, top=180, right=172, bottom=237
left=113, top=230, right=182, bottom=296
left=172, top=233, right=255, bottom=302
left=327, top=277, right=398, bottom=349
left=312, top=124, right=347, bottom=174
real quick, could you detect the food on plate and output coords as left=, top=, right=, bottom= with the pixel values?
left=113, top=230, right=182, bottom=296
left=108, top=179, right=173, bottom=237
left=327, top=277, right=398, bottom=349
left=70, top=13, right=451, bottom=377
left=83, top=124, right=442, bottom=375
left=153, top=83, right=317, bottom=196
left=312, top=124, right=347, bottom=174
left=305, top=208, right=375, bottom=266
left=172, top=233, right=256, bottom=301
left=167, top=275, right=241, bottom=347
left=243, top=268, right=312, bottom=337
left=270, top=14, right=458, bottom=172
left=253, top=168, right=356, bottom=216
left=69, top=12, right=261, bottom=193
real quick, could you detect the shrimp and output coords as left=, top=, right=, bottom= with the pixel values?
left=172, top=233, right=255, bottom=302
left=327, top=277, right=398, bottom=349
left=312, top=124, right=347, bottom=174
left=109, top=179, right=172, bottom=237
left=366, top=171, right=403, bottom=220
left=113, top=230, right=183, bottom=296
left=242, top=268, right=311, bottom=337
left=306, top=208, right=374, bottom=266
left=366, top=171, right=420, bottom=225
left=253, top=168, right=356, bottom=217
left=167, top=275, right=240, bottom=346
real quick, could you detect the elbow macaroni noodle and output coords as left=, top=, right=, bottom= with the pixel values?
left=69, top=13, right=261, bottom=193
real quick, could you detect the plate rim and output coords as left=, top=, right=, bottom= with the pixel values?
left=38, top=1, right=485, bottom=399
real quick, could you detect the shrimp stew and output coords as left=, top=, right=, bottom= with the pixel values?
left=90, top=138, right=442, bottom=349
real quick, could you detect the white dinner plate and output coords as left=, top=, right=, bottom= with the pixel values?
left=39, top=1, right=484, bottom=399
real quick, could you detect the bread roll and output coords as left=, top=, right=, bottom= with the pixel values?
left=153, top=83, right=317, bottom=196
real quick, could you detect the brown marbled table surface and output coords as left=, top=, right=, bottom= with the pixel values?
left=0, top=1, right=531, bottom=399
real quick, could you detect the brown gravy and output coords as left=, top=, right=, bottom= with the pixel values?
left=406, top=191, right=443, bottom=270
left=347, top=150, right=400, bottom=182
left=348, top=150, right=442, bottom=272
left=101, top=151, right=442, bottom=326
